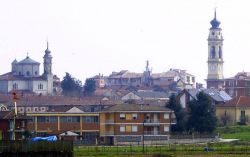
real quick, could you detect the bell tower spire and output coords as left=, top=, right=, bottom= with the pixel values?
left=206, top=10, right=224, bottom=89
left=43, top=41, right=52, bottom=75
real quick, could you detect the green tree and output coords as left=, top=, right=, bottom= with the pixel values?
left=83, top=78, right=96, bottom=96
left=187, top=92, right=217, bottom=133
left=166, top=94, right=187, bottom=133
left=61, top=72, right=82, bottom=97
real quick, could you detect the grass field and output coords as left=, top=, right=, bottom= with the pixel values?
left=74, top=142, right=250, bottom=157
left=216, top=125, right=250, bottom=141
left=74, top=125, right=250, bottom=156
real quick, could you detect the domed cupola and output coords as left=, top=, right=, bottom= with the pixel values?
left=210, top=10, right=221, bottom=29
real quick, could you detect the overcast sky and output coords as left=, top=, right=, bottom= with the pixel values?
left=0, top=0, right=250, bottom=85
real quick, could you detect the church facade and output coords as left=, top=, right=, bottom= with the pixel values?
left=0, top=43, right=55, bottom=95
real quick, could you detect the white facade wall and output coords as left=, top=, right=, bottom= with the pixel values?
left=32, top=80, right=49, bottom=95
left=0, top=80, right=8, bottom=93
left=16, top=64, right=40, bottom=77
left=8, top=80, right=29, bottom=92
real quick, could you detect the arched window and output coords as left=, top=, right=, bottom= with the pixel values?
left=219, top=46, right=222, bottom=58
left=35, top=71, right=38, bottom=75
left=211, top=46, right=216, bottom=59
left=26, top=71, right=30, bottom=76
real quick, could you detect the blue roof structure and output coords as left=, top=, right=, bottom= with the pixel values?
left=210, top=10, right=221, bottom=29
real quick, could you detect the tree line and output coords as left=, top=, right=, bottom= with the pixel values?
left=61, top=72, right=96, bottom=97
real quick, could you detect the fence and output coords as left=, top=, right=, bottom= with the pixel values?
left=74, top=141, right=250, bottom=156
left=0, top=140, right=73, bottom=157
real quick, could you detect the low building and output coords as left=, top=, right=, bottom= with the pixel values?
left=0, top=111, right=28, bottom=140
left=99, top=104, right=174, bottom=145
left=224, top=72, right=250, bottom=97
left=216, top=96, right=250, bottom=125
left=27, top=106, right=100, bottom=144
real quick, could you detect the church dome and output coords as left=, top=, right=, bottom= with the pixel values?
left=18, top=56, right=40, bottom=65
left=210, top=10, right=220, bottom=29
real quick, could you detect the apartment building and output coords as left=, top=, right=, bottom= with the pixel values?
left=27, top=107, right=100, bottom=144
left=100, top=104, right=174, bottom=145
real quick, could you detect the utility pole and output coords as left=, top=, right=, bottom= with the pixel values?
left=142, top=120, right=145, bottom=154
left=12, top=92, right=19, bottom=140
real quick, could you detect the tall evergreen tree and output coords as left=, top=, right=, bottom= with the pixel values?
left=166, top=94, right=187, bottom=133
left=83, top=78, right=96, bottom=96
left=187, top=92, right=217, bottom=133
left=61, top=72, right=82, bottom=97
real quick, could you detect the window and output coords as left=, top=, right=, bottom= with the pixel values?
left=192, top=77, right=195, bottom=83
left=120, top=113, right=125, bottom=120
left=126, top=126, right=131, bottom=132
left=13, top=83, right=18, bottom=90
left=132, top=113, right=137, bottom=120
left=212, top=32, right=215, bottom=35
left=35, top=71, right=38, bottom=75
left=83, top=116, right=99, bottom=123
left=132, top=125, right=138, bottom=132
left=26, top=71, right=30, bottom=76
left=164, top=125, right=169, bottom=132
left=37, top=116, right=57, bottom=123
left=19, top=72, right=21, bottom=75
left=120, top=126, right=125, bottom=132
left=186, top=76, right=190, bottom=83
left=164, top=113, right=169, bottom=119
left=211, top=46, right=216, bottom=59
left=38, top=84, right=43, bottom=90
left=219, top=46, right=222, bottom=58
left=60, top=116, right=80, bottom=123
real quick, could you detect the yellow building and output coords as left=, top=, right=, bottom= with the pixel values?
left=216, top=96, right=250, bottom=125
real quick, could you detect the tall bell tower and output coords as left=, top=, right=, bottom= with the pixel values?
left=206, top=10, right=224, bottom=89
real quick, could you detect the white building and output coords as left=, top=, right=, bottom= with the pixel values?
left=0, top=42, right=54, bottom=95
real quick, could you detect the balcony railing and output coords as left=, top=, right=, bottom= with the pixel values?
left=104, top=131, right=114, bottom=136
left=105, top=120, right=114, bottom=124
left=144, top=119, right=160, bottom=123
left=144, top=131, right=160, bottom=135
left=144, top=119, right=160, bottom=126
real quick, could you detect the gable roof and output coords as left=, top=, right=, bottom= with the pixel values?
left=59, top=131, right=79, bottom=136
left=66, top=107, right=84, bottom=113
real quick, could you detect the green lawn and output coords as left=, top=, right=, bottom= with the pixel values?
left=216, top=125, right=250, bottom=141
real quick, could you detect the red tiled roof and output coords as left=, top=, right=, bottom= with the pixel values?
left=220, top=96, right=250, bottom=107
left=0, top=94, right=122, bottom=106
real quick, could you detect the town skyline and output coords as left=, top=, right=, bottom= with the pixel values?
left=1, top=0, right=250, bottom=85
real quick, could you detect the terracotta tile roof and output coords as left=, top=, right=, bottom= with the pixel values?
left=0, top=94, right=122, bottom=106
left=102, top=103, right=172, bottom=112
left=220, top=96, right=250, bottom=107
left=0, top=111, right=28, bottom=119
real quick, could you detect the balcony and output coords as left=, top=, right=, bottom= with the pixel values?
left=104, top=131, right=114, bottom=136
left=105, top=119, right=114, bottom=124
left=143, top=131, right=167, bottom=136
left=143, top=119, right=160, bottom=126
